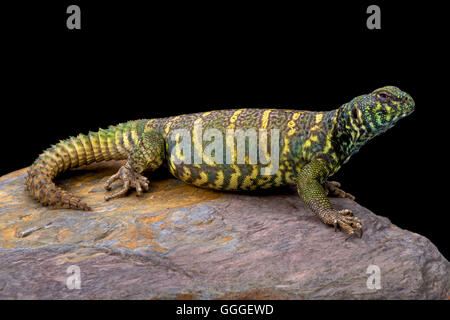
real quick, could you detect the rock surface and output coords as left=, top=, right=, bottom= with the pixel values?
left=0, top=161, right=448, bottom=299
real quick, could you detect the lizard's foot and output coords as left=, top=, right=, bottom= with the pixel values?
left=321, top=209, right=363, bottom=239
left=103, top=162, right=150, bottom=201
left=324, top=181, right=355, bottom=201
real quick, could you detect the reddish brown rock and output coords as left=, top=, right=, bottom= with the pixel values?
left=0, top=161, right=448, bottom=299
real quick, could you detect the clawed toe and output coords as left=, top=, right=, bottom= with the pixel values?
left=328, top=209, right=363, bottom=239
left=324, top=181, right=355, bottom=200
left=104, top=163, right=150, bottom=201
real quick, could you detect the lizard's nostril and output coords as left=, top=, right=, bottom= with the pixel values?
left=402, top=95, right=415, bottom=107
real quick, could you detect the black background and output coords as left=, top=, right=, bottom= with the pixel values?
left=2, top=1, right=448, bottom=260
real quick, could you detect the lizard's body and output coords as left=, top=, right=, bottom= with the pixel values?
left=26, top=86, right=415, bottom=237
left=159, top=108, right=330, bottom=190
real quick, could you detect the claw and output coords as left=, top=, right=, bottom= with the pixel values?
left=104, top=162, right=150, bottom=201
left=341, top=209, right=353, bottom=216
left=322, top=209, right=363, bottom=239
left=324, top=181, right=355, bottom=200
left=104, top=171, right=120, bottom=191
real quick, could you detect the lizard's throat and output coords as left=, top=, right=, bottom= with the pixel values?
left=333, top=106, right=373, bottom=161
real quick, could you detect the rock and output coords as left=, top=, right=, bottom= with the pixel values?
left=0, top=161, right=448, bottom=299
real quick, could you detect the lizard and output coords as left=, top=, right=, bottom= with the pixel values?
left=25, top=86, right=415, bottom=238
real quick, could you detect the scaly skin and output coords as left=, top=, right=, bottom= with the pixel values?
left=26, top=86, right=415, bottom=237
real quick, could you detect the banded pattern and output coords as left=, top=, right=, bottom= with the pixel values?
left=26, top=120, right=148, bottom=210
left=162, top=108, right=327, bottom=191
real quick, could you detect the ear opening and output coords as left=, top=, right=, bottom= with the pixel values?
left=352, top=106, right=363, bottom=126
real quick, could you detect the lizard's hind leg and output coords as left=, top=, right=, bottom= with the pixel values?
left=104, top=162, right=150, bottom=200
left=104, top=129, right=165, bottom=201
left=324, top=181, right=355, bottom=201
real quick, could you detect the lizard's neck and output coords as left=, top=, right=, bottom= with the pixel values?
left=331, top=102, right=374, bottom=163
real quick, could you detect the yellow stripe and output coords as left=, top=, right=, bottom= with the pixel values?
left=287, top=129, right=296, bottom=136
left=99, top=132, right=111, bottom=161
left=214, top=170, right=225, bottom=189
left=72, top=137, right=86, bottom=165
left=131, top=123, right=139, bottom=148
left=79, top=135, right=94, bottom=164
left=287, top=119, right=297, bottom=136
left=385, top=105, right=392, bottom=121
left=315, top=113, right=323, bottom=123
left=292, top=112, right=302, bottom=121
left=164, top=121, right=172, bottom=134
left=226, top=165, right=241, bottom=190
left=122, top=129, right=132, bottom=152
left=168, top=160, right=177, bottom=176
left=181, top=166, right=191, bottom=181
left=274, top=168, right=284, bottom=187
left=164, top=116, right=180, bottom=134
left=228, top=109, right=245, bottom=129
left=261, top=109, right=273, bottom=129
left=46, top=150, right=63, bottom=173
left=145, top=119, right=156, bottom=129
left=106, top=133, right=118, bottom=159
left=257, top=175, right=271, bottom=186
left=241, top=166, right=258, bottom=190
left=282, top=136, right=291, bottom=155
left=374, top=102, right=383, bottom=112
left=64, top=141, right=79, bottom=167
left=55, top=144, right=72, bottom=170
left=193, top=172, right=209, bottom=186
left=285, top=172, right=294, bottom=184
left=114, top=129, right=127, bottom=157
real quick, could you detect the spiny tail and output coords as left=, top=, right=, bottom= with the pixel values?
left=26, top=120, right=149, bottom=210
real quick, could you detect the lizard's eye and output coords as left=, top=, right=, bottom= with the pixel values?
left=376, top=91, right=391, bottom=103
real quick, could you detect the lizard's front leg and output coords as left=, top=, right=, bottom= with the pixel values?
left=296, top=159, right=362, bottom=238
left=104, top=130, right=165, bottom=201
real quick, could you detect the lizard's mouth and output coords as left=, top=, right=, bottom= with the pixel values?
left=402, top=96, right=415, bottom=116
left=402, top=107, right=415, bottom=118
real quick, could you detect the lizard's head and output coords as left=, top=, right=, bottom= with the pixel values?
left=347, top=86, right=415, bottom=137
